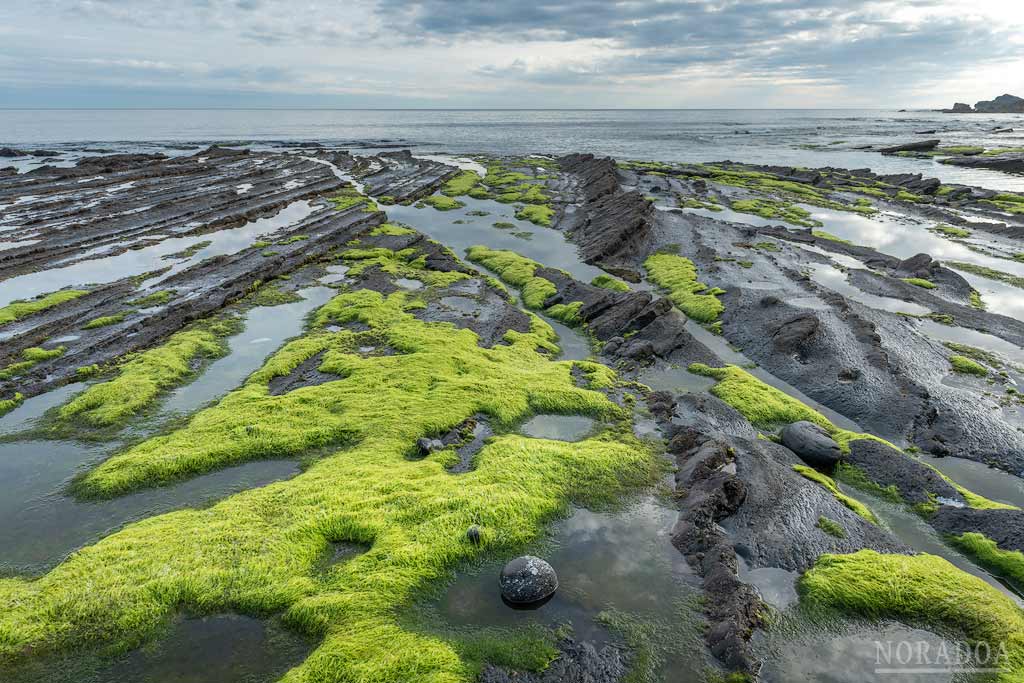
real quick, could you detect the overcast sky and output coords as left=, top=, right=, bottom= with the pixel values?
left=1, top=0, right=1022, bottom=108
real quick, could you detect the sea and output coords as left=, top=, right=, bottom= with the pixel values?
left=2, top=108, right=1023, bottom=191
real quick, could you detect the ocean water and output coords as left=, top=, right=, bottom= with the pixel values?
left=1, top=108, right=1023, bottom=190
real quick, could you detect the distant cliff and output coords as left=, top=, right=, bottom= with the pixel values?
left=943, top=94, right=1024, bottom=113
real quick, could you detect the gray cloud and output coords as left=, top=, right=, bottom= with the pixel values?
left=1, top=0, right=1021, bottom=107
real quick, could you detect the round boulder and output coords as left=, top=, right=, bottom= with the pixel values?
left=500, top=555, right=558, bottom=606
left=781, top=421, right=841, bottom=470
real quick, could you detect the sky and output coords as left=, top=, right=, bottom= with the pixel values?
left=1, top=0, right=1022, bottom=109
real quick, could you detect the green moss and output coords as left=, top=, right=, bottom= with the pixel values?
left=468, top=187, right=492, bottom=200
left=277, top=235, right=310, bottom=245
left=834, top=462, right=904, bottom=505
left=950, top=355, right=988, bottom=376
left=687, top=363, right=896, bottom=457
left=800, top=550, right=1024, bottom=681
left=243, top=282, right=301, bottom=307
left=0, top=346, right=66, bottom=380
left=376, top=196, right=396, bottom=205
left=340, top=247, right=468, bottom=288
left=329, top=187, right=379, bottom=213
left=931, top=224, right=972, bottom=238
left=901, top=277, right=937, bottom=289
left=812, top=230, right=852, bottom=245
left=0, top=288, right=657, bottom=683
left=677, top=196, right=723, bottom=212
left=515, top=204, right=554, bottom=227
left=0, top=289, right=88, bottom=326
left=731, top=199, right=820, bottom=227
left=369, top=223, right=416, bottom=236
left=252, top=240, right=272, bottom=249
left=83, top=313, right=127, bottom=330
left=422, top=195, right=465, bottom=211
left=0, top=392, right=24, bottom=416
left=466, top=248, right=551, bottom=302
left=59, top=319, right=239, bottom=428
left=817, top=515, right=846, bottom=538
left=948, top=532, right=1024, bottom=588
left=894, top=190, right=924, bottom=203
left=793, top=465, right=877, bottom=522
left=128, top=290, right=175, bottom=307
left=942, top=342, right=1001, bottom=368
left=970, top=290, right=986, bottom=310
left=937, top=146, right=985, bottom=156
left=944, top=261, right=1024, bottom=289
left=440, top=171, right=481, bottom=197
left=590, top=274, right=631, bottom=292
left=645, top=253, right=724, bottom=323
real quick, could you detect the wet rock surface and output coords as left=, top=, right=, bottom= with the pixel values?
left=479, top=637, right=628, bottom=683
left=499, top=556, right=559, bottom=605
left=780, top=421, right=841, bottom=470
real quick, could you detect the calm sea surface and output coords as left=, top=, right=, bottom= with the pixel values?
left=2, top=109, right=1023, bottom=189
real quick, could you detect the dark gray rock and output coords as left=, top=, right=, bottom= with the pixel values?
left=879, top=139, right=940, bottom=154
left=974, top=94, right=1024, bottom=113
left=931, top=508, right=1024, bottom=551
left=500, top=555, right=558, bottom=604
left=416, top=438, right=445, bottom=456
left=780, top=421, right=842, bottom=469
left=479, top=637, right=628, bottom=683
left=466, top=525, right=482, bottom=546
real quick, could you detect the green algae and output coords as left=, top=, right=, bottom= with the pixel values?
left=644, top=253, right=724, bottom=324
left=0, top=346, right=66, bottom=380
left=800, top=550, right=1024, bottom=682
left=465, top=246, right=582, bottom=325
left=590, top=274, right=631, bottom=293
left=83, top=313, right=127, bottom=330
left=0, top=392, right=24, bottom=416
left=329, top=187, right=379, bottom=213
left=128, top=290, right=175, bottom=307
left=515, top=204, right=555, bottom=227
left=811, top=230, right=853, bottom=245
left=0, top=289, right=88, bottom=326
left=793, top=465, right=877, bottom=523
left=942, top=342, right=1002, bottom=368
left=816, top=516, right=846, bottom=538
left=931, top=224, right=972, bottom=239
left=944, top=261, right=1024, bottom=289
left=0, top=286, right=657, bottom=683
left=901, top=278, right=937, bottom=289
left=731, top=199, right=820, bottom=228
left=339, top=247, right=468, bottom=289
left=57, top=318, right=241, bottom=429
left=686, top=363, right=894, bottom=455
left=950, top=355, right=988, bottom=376
left=440, top=171, right=482, bottom=197
left=947, top=533, right=1024, bottom=589
left=369, top=223, right=416, bottom=236
left=421, top=195, right=465, bottom=211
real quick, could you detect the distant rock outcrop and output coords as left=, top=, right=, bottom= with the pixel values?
left=943, top=94, right=1024, bottom=113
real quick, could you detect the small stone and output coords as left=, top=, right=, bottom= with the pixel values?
left=466, top=525, right=481, bottom=545
left=500, top=555, right=558, bottom=605
left=781, top=420, right=842, bottom=470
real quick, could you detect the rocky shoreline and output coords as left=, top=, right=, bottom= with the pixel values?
left=3, top=144, right=1024, bottom=682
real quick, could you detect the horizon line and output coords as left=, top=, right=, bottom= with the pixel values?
left=0, top=106, right=926, bottom=112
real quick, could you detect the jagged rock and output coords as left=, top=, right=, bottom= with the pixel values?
left=780, top=421, right=842, bottom=470
left=480, top=637, right=628, bottom=683
left=943, top=153, right=1024, bottom=175
left=416, top=438, right=445, bottom=456
left=500, top=556, right=558, bottom=604
left=771, top=313, right=819, bottom=352
left=896, top=253, right=936, bottom=279
left=949, top=103, right=973, bottom=113
left=879, top=139, right=940, bottom=154
left=974, top=94, right=1024, bottom=113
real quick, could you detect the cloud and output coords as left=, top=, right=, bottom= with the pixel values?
left=0, top=0, right=1021, bottom=107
